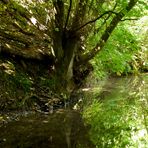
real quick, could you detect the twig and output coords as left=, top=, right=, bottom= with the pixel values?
left=94, top=2, right=118, bottom=34
left=121, top=18, right=138, bottom=21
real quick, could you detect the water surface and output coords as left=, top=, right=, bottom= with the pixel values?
left=0, top=74, right=147, bottom=148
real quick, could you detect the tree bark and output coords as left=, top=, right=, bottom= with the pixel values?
left=54, top=36, right=79, bottom=93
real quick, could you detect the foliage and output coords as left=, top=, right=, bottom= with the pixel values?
left=13, top=73, right=33, bottom=92
left=0, top=59, right=33, bottom=92
left=92, top=14, right=148, bottom=78
left=0, top=0, right=145, bottom=90
left=39, top=76, right=57, bottom=91
left=92, top=23, right=140, bottom=77
left=129, top=16, right=148, bottom=72
left=0, top=59, right=33, bottom=110
left=83, top=75, right=148, bottom=147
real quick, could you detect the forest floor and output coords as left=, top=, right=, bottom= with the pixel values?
left=0, top=53, right=73, bottom=112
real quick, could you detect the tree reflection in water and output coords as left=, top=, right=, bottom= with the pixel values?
left=0, top=110, right=94, bottom=148
left=83, top=74, right=148, bottom=148
left=0, top=75, right=147, bottom=148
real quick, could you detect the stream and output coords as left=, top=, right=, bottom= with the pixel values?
left=0, top=74, right=148, bottom=148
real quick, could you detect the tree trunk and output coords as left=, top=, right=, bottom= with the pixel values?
left=54, top=36, right=79, bottom=94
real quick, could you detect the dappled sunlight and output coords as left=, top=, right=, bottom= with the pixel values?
left=0, top=61, right=15, bottom=75
left=131, top=129, right=148, bottom=145
left=5, top=43, right=11, bottom=49
left=82, top=88, right=91, bottom=91
left=30, top=17, right=37, bottom=25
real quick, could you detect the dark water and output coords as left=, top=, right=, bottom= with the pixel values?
left=0, top=74, right=147, bottom=148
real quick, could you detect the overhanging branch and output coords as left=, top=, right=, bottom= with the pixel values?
left=74, top=11, right=118, bottom=32
left=79, top=0, right=138, bottom=64
left=94, top=2, right=118, bottom=34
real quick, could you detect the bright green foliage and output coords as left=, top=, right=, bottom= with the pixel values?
left=84, top=100, right=148, bottom=147
left=86, top=0, right=148, bottom=78
left=92, top=14, right=148, bottom=78
left=129, top=16, right=148, bottom=71
left=92, top=23, right=140, bottom=77
left=83, top=75, right=148, bottom=147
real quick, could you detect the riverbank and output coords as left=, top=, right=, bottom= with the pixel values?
left=0, top=53, right=65, bottom=112
left=0, top=73, right=147, bottom=148
left=0, top=53, right=147, bottom=112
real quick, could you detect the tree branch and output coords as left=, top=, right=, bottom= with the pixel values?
left=94, top=2, right=118, bottom=34
left=79, top=0, right=138, bottom=64
left=74, top=11, right=118, bottom=32
left=64, top=0, right=72, bottom=30
left=71, top=0, right=89, bottom=30
left=88, top=0, right=95, bottom=13
left=121, top=18, right=139, bottom=21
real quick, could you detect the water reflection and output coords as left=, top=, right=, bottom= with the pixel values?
left=0, top=74, right=147, bottom=148
left=83, top=74, right=148, bottom=148
left=0, top=110, right=94, bottom=148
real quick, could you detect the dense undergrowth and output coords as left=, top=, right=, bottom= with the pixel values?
left=91, top=18, right=148, bottom=78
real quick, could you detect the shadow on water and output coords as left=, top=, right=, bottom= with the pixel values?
left=0, top=74, right=148, bottom=148
left=0, top=110, right=94, bottom=148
